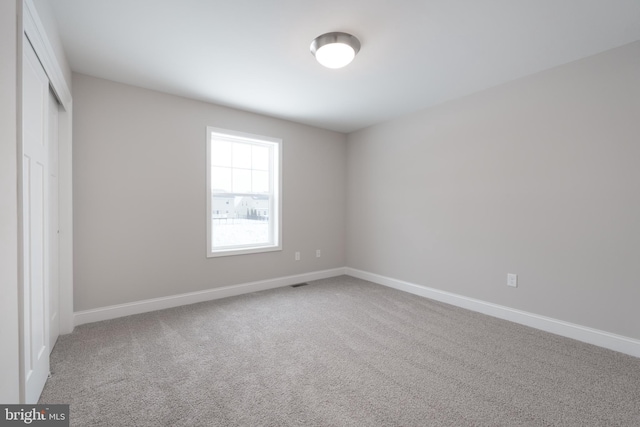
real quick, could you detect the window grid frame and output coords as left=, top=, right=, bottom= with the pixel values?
left=206, top=127, right=282, bottom=258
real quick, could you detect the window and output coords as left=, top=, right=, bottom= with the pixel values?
left=206, top=127, right=282, bottom=257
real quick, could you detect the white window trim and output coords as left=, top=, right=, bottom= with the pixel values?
left=206, top=126, right=282, bottom=258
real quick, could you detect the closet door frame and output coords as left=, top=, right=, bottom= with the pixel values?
left=19, top=0, right=73, bottom=403
left=23, top=0, right=72, bottom=335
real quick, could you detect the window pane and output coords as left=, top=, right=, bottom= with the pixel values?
left=207, top=127, right=280, bottom=257
left=232, top=169, right=251, bottom=193
left=252, top=170, right=269, bottom=193
left=212, top=195, right=271, bottom=248
left=211, top=139, right=232, bottom=167
left=252, top=145, right=269, bottom=171
left=211, top=166, right=232, bottom=192
left=232, top=142, right=252, bottom=169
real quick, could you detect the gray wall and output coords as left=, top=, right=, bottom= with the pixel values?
left=0, top=0, right=20, bottom=404
left=347, top=41, right=640, bottom=340
left=73, top=73, right=347, bottom=311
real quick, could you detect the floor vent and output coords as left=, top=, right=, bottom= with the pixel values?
left=290, top=283, right=309, bottom=288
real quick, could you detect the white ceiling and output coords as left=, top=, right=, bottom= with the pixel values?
left=47, top=0, right=640, bottom=133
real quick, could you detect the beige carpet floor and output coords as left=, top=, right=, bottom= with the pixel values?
left=40, top=275, right=640, bottom=426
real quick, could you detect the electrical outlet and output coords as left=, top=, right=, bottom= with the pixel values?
left=507, top=273, right=518, bottom=288
left=295, top=251, right=300, bottom=261
left=316, top=249, right=321, bottom=258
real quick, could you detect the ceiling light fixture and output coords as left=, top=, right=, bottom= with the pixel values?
left=310, top=32, right=361, bottom=69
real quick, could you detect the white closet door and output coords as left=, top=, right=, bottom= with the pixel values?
left=48, top=90, right=60, bottom=352
left=22, top=36, right=51, bottom=404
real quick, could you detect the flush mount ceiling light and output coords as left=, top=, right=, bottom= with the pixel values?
left=310, top=32, right=361, bottom=69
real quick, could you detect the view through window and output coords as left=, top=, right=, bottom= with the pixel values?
left=206, top=127, right=281, bottom=257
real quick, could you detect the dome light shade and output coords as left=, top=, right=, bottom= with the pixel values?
left=310, top=32, right=361, bottom=69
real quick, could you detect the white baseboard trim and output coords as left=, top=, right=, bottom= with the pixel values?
left=74, top=267, right=347, bottom=326
left=346, top=268, right=640, bottom=359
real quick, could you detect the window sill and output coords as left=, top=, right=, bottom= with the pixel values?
left=207, top=244, right=282, bottom=258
